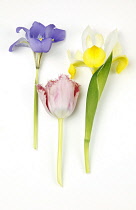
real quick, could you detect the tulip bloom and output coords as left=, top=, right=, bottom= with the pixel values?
left=37, top=75, right=80, bottom=186
left=9, top=21, right=66, bottom=149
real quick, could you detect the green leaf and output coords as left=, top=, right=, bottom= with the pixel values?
left=84, top=53, right=112, bottom=143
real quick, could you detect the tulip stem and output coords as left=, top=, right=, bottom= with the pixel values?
left=84, top=140, right=90, bottom=173
left=57, top=118, right=63, bottom=186
left=33, top=68, right=39, bottom=149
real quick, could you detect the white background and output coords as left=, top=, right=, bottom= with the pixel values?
left=0, top=0, right=136, bottom=209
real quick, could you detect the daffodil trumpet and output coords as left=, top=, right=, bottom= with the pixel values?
left=84, top=54, right=112, bottom=173
left=37, top=75, right=80, bottom=185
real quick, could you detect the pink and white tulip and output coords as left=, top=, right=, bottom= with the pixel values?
left=37, top=74, right=80, bottom=186
left=37, top=74, right=80, bottom=119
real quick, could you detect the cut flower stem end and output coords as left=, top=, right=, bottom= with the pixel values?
left=84, top=140, right=90, bottom=173
left=57, top=118, right=63, bottom=186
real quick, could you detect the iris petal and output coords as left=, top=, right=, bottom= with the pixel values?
left=83, top=46, right=106, bottom=68
left=112, top=55, right=128, bottom=73
left=16, top=27, right=28, bottom=33
left=82, top=26, right=95, bottom=51
left=104, top=29, right=118, bottom=58
left=44, top=24, right=55, bottom=38
left=30, top=21, right=46, bottom=38
left=52, top=29, right=66, bottom=42
left=9, top=38, right=30, bottom=52
left=95, top=34, right=104, bottom=48
left=68, top=64, right=76, bottom=79
left=28, top=38, right=52, bottom=52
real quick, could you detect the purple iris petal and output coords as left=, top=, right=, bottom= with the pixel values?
left=44, top=24, right=55, bottom=38
left=30, top=21, right=46, bottom=38
left=16, top=27, right=29, bottom=33
left=9, top=38, right=30, bottom=52
left=16, top=27, right=30, bottom=40
left=52, top=29, right=66, bottom=42
left=28, top=37, right=52, bottom=53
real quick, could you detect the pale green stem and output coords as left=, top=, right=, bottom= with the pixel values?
left=57, top=118, right=63, bottom=186
left=33, top=68, right=39, bottom=149
left=84, top=140, right=90, bottom=173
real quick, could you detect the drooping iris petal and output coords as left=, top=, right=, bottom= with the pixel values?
left=16, top=27, right=29, bottom=33
left=83, top=45, right=106, bottom=68
left=16, top=27, right=30, bottom=40
left=68, top=64, right=76, bottom=79
left=28, top=37, right=52, bottom=52
left=44, top=24, right=56, bottom=38
left=112, top=55, right=128, bottom=73
left=67, top=50, right=85, bottom=66
left=104, top=29, right=118, bottom=58
left=52, top=29, right=66, bottom=42
left=67, top=50, right=87, bottom=78
left=9, top=38, right=30, bottom=52
left=30, top=21, right=46, bottom=38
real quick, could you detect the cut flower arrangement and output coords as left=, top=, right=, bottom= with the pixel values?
left=9, top=22, right=128, bottom=186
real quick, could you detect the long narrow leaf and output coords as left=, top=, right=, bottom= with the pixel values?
left=84, top=53, right=112, bottom=172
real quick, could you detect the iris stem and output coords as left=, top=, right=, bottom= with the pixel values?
left=84, top=140, right=90, bottom=173
left=57, top=118, right=63, bottom=186
left=33, top=68, right=39, bottom=149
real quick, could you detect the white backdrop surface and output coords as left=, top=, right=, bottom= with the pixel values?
left=0, top=0, right=136, bottom=209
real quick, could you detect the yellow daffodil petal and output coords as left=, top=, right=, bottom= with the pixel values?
left=68, top=64, right=76, bottom=79
left=83, top=45, right=106, bottom=68
left=112, top=55, right=128, bottom=73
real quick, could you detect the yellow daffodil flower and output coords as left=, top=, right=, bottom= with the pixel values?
left=68, top=26, right=128, bottom=78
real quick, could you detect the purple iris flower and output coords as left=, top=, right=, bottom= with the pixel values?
left=9, top=21, right=66, bottom=53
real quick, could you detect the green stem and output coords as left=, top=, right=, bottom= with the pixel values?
left=84, top=140, right=90, bottom=173
left=57, top=118, right=63, bottom=186
left=33, top=68, right=39, bottom=149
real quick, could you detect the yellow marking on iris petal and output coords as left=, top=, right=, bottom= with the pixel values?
left=112, top=55, right=128, bottom=73
left=83, top=45, right=106, bottom=68
left=39, top=38, right=43, bottom=41
left=68, top=64, right=76, bottom=79
left=52, top=39, right=54, bottom=41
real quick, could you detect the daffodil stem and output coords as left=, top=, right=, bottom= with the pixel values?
left=33, top=68, right=39, bottom=149
left=84, top=140, right=90, bottom=173
left=57, top=118, right=63, bottom=186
